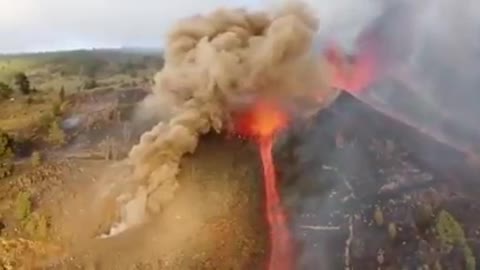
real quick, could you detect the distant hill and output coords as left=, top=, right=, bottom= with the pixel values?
left=0, top=48, right=164, bottom=94
left=119, top=47, right=163, bottom=54
left=0, top=47, right=163, bottom=57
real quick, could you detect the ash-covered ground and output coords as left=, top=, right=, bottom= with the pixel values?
left=277, top=93, right=480, bottom=270
left=2, top=89, right=480, bottom=269
left=47, top=133, right=268, bottom=269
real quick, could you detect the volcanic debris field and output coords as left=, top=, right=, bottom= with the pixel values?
left=1, top=85, right=480, bottom=270
left=54, top=92, right=480, bottom=270
left=277, top=93, right=480, bottom=270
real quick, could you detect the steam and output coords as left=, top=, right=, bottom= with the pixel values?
left=305, top=0, right=382, bottom=53
left=347, top=0, right=480, bottom=154
left=105, top=2, right=339, bottom=236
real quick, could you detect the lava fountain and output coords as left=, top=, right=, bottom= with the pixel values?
left=233, top=101, right=293, bottom=270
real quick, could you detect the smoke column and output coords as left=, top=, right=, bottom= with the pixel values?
left=105, top=2, right=339, bottom=236
left=315, top=0, right=480, bottom=157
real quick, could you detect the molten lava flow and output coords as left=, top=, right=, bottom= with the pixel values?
left=259, top=137, right=294, bottom=270
left=233, top=101, right=293, bottom=270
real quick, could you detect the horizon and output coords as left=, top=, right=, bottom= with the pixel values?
left=0, top=0, right=265, bottom=54
left=0, top=0, right=380, bottom=54
left=0, top=46, right=164, bottom=56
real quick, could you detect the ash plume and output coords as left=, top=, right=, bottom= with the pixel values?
left=344, top=0, right=480, bottom=155
left=108, top=2, right=338, bottom=234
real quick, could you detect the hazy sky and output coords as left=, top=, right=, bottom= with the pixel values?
left=0, top=0, right=380, bottom=53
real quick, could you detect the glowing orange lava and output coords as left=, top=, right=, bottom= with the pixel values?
left=233, top=100, right=288, bottom=139
left=259, top=138, right=294, bottom=270
left=233, top=101, right=293, bottom=270
left=325, top=41, right=377, bottom=94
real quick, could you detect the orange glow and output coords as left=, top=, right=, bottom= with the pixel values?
left=232, top=100, right=294, bottom=270
left=325, top=42, right=377, bottom=94
left=233, top=100, right=288, bottom=140
left=260, top=138, right=294, bottom=270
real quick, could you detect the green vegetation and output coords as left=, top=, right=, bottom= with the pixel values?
left=0, top=82, right=13, bottom=99
left=14, top=191, right=32, bottom=221
left=436, top=210, right=476, bottom=270
left=13, top=72, right=30, bottom=95
left=23, top=212, right=49, bottom=239
left=40, top=100, right=67, bottom=127
left=0, top=100, right=52, bottom=133
left=14, top=191, right=49, bottom=239
left=0, top=49, right=164, bottom=95
left=38, top=111, right=56, bottom=130
left=47, top=121, right=66, bottom=146
left=0, top=131, right=13, bottom=179
left=0, top=48, right=164, bottom=260
left=0, top=48, right=163, bottom=141
left=31, top=151, right=42, bottom=167
left=51, top=102, right=62, bottom=116
left=82, top=78, right=97, bottom=90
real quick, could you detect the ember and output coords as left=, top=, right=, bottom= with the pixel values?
left=233, top=101, right=293, bottom=270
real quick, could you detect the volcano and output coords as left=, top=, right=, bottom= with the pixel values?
left=267, top=91, right=480, bottom=269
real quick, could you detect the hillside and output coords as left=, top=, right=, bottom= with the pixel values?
left=0, top=49, right=163, bottom=136
left=0, top=47, right=268, bottom=270
left=0, top=48, right=164, bottom=94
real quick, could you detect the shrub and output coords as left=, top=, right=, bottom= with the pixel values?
left=52, top=102, right=62, bottom=116
left=14, top=191, right=32, bottom=221
left=0, top=131, right=13, bottom=179
left=436, top=210, right=476, bottom=270
left=31, top=151, right=42, bottom=167
left=13, top=72, right=30, bottom=95
left=47, top=121, right=66, bottom=146
left=0, top=82, right=13, bottom=99
left=83, top=79, right=97, bottom=90
left=23, top=213, right=49, bottom=239
left=437, top=210, right=466, bottom=247
left=39, top=112, right=55, bottom=130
